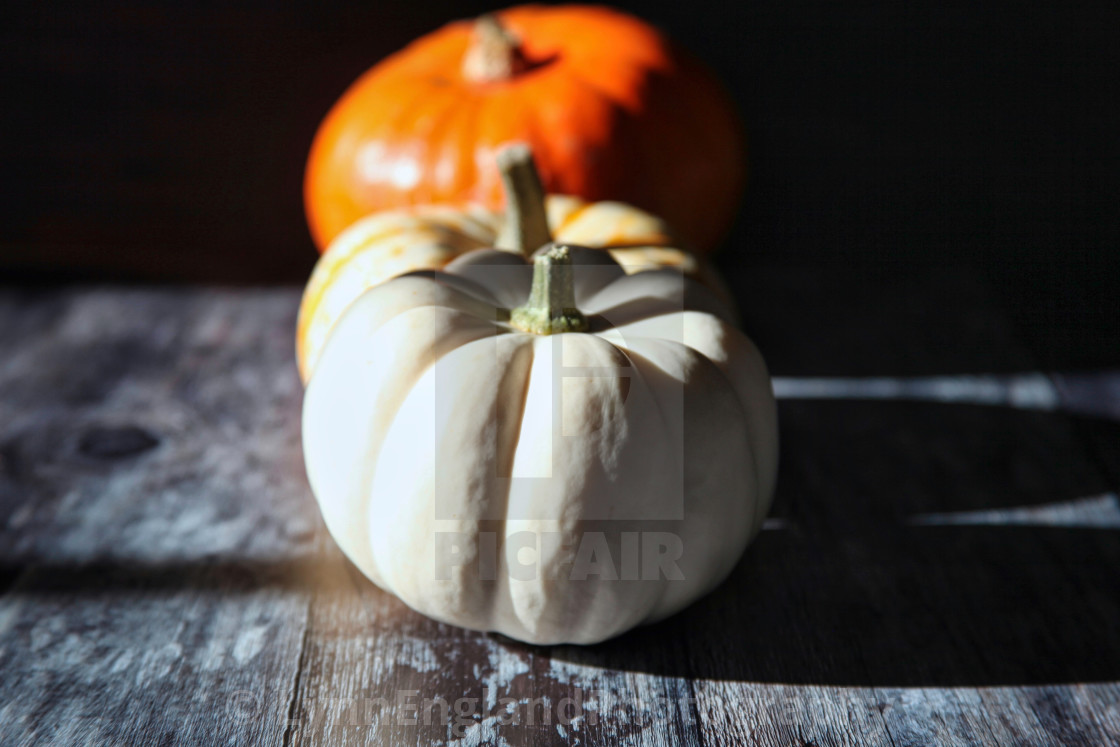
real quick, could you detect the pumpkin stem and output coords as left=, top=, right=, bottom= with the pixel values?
left=510, top=245, right=589, bottom=335
left=496, top=143, right=553, bottom=256
left=462, top=13, right=527, bottom=83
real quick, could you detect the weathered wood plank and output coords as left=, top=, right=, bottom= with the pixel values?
left=0, top=288, right=315, bottom=746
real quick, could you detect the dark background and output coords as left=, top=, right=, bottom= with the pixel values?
left=2, top=0, right=1117, bottom=369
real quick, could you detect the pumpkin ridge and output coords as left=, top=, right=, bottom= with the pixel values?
left=469, top=89, right=523, bottom=205
left=363, top=306, right=499, bottom=537
left=682, top=348, right=760, bottom=594
left=409, top=84, right=473, bottom=204
left=450, top=94, right=483, bottom=199
left=609, top=334, right=756, bottom=621
left=425, top=85, right=498, bottom=203
left=485, top=335, right=535, bottom=632
left=600, top=340, right=684, bottom=628
left=680, top=311, right=777, bottom=528
left=558, top=66, right=660, bottom=208
left=303, top=301, right=489, bottom=585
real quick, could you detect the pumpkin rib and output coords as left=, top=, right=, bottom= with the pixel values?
left=303, top=297, right=496, bottom=585
left=676, top=311, right=776, bottom=528
left=555, top=201, right=676, bottom=248
left=535, top=72, right=631, bottom=200
left=396, top=83, right=467, bottom=205
left=335, top=68, right=454, bottom=208
left=546, top=24, right=741, bottom=247
left=358, top=305, right=503, bottom=591
left=468, top=87, right=520, bottom=206
left=483, top=334, right=535, bottom=632
left=514, top=4, right=667, bottom=76
left=449, top=94, right=483, bottom=200
left=297, top=222, right=412, bottom=367
left=634, top=361, right=684, bottom=629
left=414, top=87, right=469, bottom=204
left=556, top=67, right=663, bottom=214
left=600, top=339, right=705, bottom=623
left=602, top=333, right=757, bottom=620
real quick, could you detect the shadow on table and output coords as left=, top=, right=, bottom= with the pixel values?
left=546, top=401, right=1120, bottom=687
left=4, top=515, right=1116, bottom=690
left=547, top=520, right=1120, bottom=687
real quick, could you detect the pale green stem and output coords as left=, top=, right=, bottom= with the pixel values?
left=509, top=245, right=588, bottom=335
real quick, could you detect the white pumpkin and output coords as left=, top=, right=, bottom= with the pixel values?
left=302, top=243, right=778, bottom=645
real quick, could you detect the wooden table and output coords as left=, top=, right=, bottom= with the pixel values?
left=1, top=265, right=1118, bottom=745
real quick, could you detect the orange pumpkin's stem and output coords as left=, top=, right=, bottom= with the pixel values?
left=496, top=144, right=552, bottom=256
left=462, top=14, right=527, bottom=83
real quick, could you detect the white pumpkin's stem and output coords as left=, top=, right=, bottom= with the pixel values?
left=510, top=245, right=589, bottom=335
left=462, top=14, right=526, bottom=82
left=496, top=144, right=553, bottom=256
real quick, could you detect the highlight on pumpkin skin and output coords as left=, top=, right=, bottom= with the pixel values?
left=303, top=4, right=745, bottom=253
left=296, top=145, right=732, bottom=382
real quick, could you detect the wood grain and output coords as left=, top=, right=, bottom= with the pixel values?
left=0, top=289, right=314, bottom=745
left=1, top=268, right=1118, bottom=745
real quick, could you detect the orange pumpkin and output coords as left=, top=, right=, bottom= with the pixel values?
left=304, top=4, right=745, bottom=254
